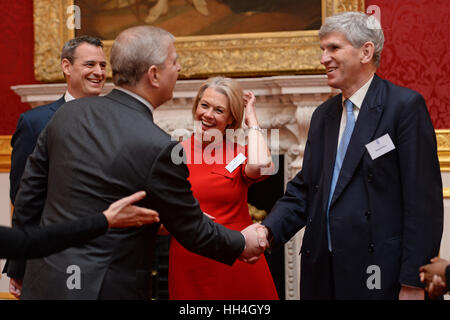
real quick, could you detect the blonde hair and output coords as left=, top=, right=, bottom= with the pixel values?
left=192, top=77, right=244, bottom=130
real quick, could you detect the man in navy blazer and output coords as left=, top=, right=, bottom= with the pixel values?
left=258, top=12, right=443, bottom=299
left=6, top=35, right=107, bottom=298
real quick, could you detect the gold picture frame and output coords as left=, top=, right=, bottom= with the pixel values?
left=33, top=0, right=365, bottom=81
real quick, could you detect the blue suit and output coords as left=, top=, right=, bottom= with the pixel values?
left=263, top=75, right=443, bottom=299
left=9, top=97, right=65, bottom=205
left=5, top=97, right=65, bottom=279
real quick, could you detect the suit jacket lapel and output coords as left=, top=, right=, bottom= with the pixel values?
left=48, top=96, right=65, bottom=121
left=330, top=75, right=385, bottom=207
left=322, top=95, right=343, bottom=212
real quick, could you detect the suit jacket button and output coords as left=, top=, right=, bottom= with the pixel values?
left=314, top=185, right=319, bottom=192
left=309, top=218, right=313, bottom=223
left=365, top=211, right=371, bottom=219
left=367, top=173, right=374, bottom=183
left=368, top=244, right=375, bottom=253
left=305, top=250, right=311, bottom=256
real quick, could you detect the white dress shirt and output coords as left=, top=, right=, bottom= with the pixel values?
left=64, top=91, right=75, bottom=103
left=337, top=75, right=375, bottom=146
left=114, top=86, right=155, bottom=114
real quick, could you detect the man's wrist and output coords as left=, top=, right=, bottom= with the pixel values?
left=262, top=225, right=274, bottom=253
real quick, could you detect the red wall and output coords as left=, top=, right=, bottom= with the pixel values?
left=366, top=0, right=450, bottom=128
left=0, top=0, right=448, bottom=134
left=0, top=0, right=38, bottom=135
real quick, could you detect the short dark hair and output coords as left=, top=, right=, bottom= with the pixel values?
left=61, top=35, right=104, bottom=63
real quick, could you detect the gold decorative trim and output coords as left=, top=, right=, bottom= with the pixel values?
left=0, top=292, right=17, bottom=300
left=33, top=0, right=75, bottom=82
left=0, top=136, right=12, bottom=173
left=33, top=0, right=364, bottom=81
left=444, top=188, right=450, bottom=198
left=437, top=129, right=450, bottom=172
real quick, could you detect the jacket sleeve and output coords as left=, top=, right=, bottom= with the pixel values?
left=0, top=214, right=108, bottom=259
left=262, top=140, right=310, bottom=245
left=9, top=114, right=38, bottom=205
left=4, top=126, right=50, bottom=279
left=146, top=142, right=245, bottom=266
left=397, top=92, right=443, bottom=287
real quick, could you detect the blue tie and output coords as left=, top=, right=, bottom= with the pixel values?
left=326, top=99, right=355, bottom=251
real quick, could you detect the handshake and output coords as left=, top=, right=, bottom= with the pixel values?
left=239, top=223, right=271, bottom=264
left=419, top=257, right=449, bottom=299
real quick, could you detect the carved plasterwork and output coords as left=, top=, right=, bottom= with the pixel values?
left=33, top=0, right=365, bottom=81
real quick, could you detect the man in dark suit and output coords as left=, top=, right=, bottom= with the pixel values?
left=5, top=35, right=107, bottom=298
left=257, top=11, right=443, bottom=299
left=9, top=35, right=107, bottom=204
left=8, top=25, right=265, bottom=300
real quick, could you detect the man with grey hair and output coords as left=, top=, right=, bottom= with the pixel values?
left=10, top=25, right=266, bottom=299
left=4, top=35, right=107, bottom=298
left=256, top=11, right=443, bottom=299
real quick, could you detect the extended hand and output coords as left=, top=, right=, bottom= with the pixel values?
left=103, top=191, right=160, bottom=228
left=425, top=275, right=448, bottom=299
left=419, top=257, right=448, bottom=284
left=239, top=223, right=269, bottom=264
left=9, top=278, right=22, bottom=299
left=419, top=257, right=449, bottom=299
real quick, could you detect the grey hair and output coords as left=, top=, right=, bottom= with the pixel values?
left=61, top=35, right=104, bottom=63
left=319, top=11, right=384, bottom=67
left=110, top=25, right=174, bottom=86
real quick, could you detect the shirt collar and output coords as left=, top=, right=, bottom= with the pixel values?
left=342, top=74, right=374, bottom=110
left=114, top=86, right=154, bottom=113
left=64, top=91, right=75, bottom=102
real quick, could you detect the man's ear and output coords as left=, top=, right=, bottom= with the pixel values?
left=361, top=41, right=375, bottom=64
left=147, top=65, right=159, bottom=88
left=61, top=58, right=72, bottom=77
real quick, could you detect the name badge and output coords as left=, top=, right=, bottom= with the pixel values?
left=365, top=134, right=396, bottom=160
left=225, top=153, right=246, bottom=173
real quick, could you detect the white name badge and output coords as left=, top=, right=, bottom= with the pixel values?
left=365, top=134, right=396, bottom=160
left=225, top=153, right=247, bottom=173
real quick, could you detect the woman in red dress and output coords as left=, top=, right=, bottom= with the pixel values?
left=168, top=77, right=278, bottom=300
